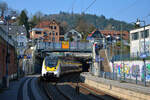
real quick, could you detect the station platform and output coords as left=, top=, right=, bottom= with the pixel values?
left=80, top=72, right=150, bottom=100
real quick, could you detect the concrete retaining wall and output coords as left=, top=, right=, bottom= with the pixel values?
left=81, top=74, right=150, bottom=100
left=109, top=60, right=150, bottom=82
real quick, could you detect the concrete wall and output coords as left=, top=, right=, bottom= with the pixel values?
left=109, top=60, right=150, bottom=81
left=81, top=76, right=150, bottom=100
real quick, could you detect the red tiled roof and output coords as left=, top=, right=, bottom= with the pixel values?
left=88, top=29, right=129, bottom=40
left=35, top=21, right=51, bottom=28
left=35, top=20, right=59, bottom=28
left=88, top=29, right=98, bottom=37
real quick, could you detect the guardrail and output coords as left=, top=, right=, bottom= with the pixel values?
left=36, top=42, right=92, bottom=52
left=112, top=51, right=150, bottom=61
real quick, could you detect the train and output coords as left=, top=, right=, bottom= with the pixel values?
left=41, top=56, right=82, bottom=80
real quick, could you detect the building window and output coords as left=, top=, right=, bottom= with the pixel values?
left=54, top=26, right=56, bottom=29
left=49, top=32, right=51, bottom=35
left=123, top=34, right=126, bottom=36
left=20, top=42, right=24, bottom=46
left=141, top=29, right=149, bottom=38
left=56, top=32, right=58, bottom=35
left=50, top=26, right=53, bottom=29
left=132, top=32, right=139, bottom=40
left=60, top=37, right=64, bottom=41
left=53, top=31, right=55, bottom=35
left=52, top=37, right=55, bottom=41
left=35, top=31, right=41, bottom=34
left=44, top=32, right=47, bottom=36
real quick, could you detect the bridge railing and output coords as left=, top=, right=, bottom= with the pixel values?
left=37, top=41, right=92, bottom=52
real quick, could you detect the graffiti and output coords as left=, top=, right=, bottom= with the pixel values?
left=141, top=64, right=150, bottom=80
left=114, top=64, right=140, bottom=77
left=131, top=65, right=140, bottom=77
left=114, top=62, right=150, bottom=81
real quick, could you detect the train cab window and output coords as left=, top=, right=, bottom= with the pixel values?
left=45, top=57, right=58, bottom=67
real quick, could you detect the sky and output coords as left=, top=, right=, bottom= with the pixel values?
left=1, top=0, right=150, bottom=24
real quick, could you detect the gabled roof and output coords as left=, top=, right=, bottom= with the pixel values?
left=35, top=20, right=59, bottom=28
left=88, top=29, right=104, bottom=38
left=0, top=24, right=27, bottom=36
left=32, top=28, right=44, bottom=31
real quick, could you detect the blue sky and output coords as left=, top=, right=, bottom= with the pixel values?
left=2, top=0, right=150, bottom=24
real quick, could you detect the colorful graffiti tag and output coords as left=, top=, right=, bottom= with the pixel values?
left=142, top=64, right=150, bottom=80
left=113, top=63, right=150, bottom=81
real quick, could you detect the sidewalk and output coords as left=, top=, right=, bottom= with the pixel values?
left=0, top=77, right=27, bottom=100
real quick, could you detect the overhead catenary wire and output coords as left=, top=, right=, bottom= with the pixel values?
left=83, top=0, right=96, bottom=13
left=112, top=0, right=139, bottom=17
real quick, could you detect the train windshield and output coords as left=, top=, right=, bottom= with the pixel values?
left=45, top=57, right=58, bottom=68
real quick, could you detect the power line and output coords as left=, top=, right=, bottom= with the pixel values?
left=112, top=0, right=139, bottom=17
left=128, top=13, right=150, bottom=23
left=67, top=0, right=77, bottom=13
left=72, top=0, right=76, bottom=13
left=83, top=0, right=96, bottom=13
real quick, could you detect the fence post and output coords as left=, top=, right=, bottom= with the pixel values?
left=136, top=74, right=137, bottom=84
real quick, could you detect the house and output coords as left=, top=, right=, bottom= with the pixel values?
left=100, top=30, right=129, bottom=40
left=87, top=29, right=105, bottom=42
left=130, top=25, right=150, bottom=57
left=16, top=32, right=28, bottom=55
left=64, top=29, right=82, bottom=41
left=0, top=24, right=28, bottom=55
left=30, top=20, right=64, bottom=42
left=0, top=27, right=17, bottom=87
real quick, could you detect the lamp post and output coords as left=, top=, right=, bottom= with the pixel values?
left=136, top=19, right=146, bottom=86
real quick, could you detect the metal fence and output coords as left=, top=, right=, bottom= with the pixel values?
left=90, top=66, right=150, bottom=86
left=36, top=42, right=92, bottom=52
left=112, top=51, right=150, bottom=61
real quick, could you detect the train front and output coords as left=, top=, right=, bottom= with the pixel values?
left=41, top=56, right=60, bottom=79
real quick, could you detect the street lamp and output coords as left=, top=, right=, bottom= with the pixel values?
left=136, top=19, right=146, bottom=86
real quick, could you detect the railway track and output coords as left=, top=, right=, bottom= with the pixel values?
left=59, top=72, right=119, bottom=100
left=38, top=72, right=119, bottom=100
left=38, top=77, right=71, bottom=100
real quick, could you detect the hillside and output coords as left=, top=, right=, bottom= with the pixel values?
left=41, top=12, right=134, bottom=31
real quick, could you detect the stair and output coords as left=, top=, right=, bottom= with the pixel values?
left=99, top=49, right=111, bottom=72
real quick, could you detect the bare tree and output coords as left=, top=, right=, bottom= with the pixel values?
left=35, top=11, right=43, bottom=22
left=0, top=1, right=8, bottom=18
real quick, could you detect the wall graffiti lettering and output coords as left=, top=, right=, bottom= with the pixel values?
left=113, top=63, right=150, bottom=81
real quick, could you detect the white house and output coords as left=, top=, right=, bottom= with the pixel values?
left=16, top=32, right=28, bottom=55
left=64, top=29, right=82, bottom=41
left=130, top=25, right=150, bottom=57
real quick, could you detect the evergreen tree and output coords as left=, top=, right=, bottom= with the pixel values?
left=18, top=10, right=30, bottom=38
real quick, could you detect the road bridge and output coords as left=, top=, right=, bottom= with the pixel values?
left=36, top=41, right=92, bottom=53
